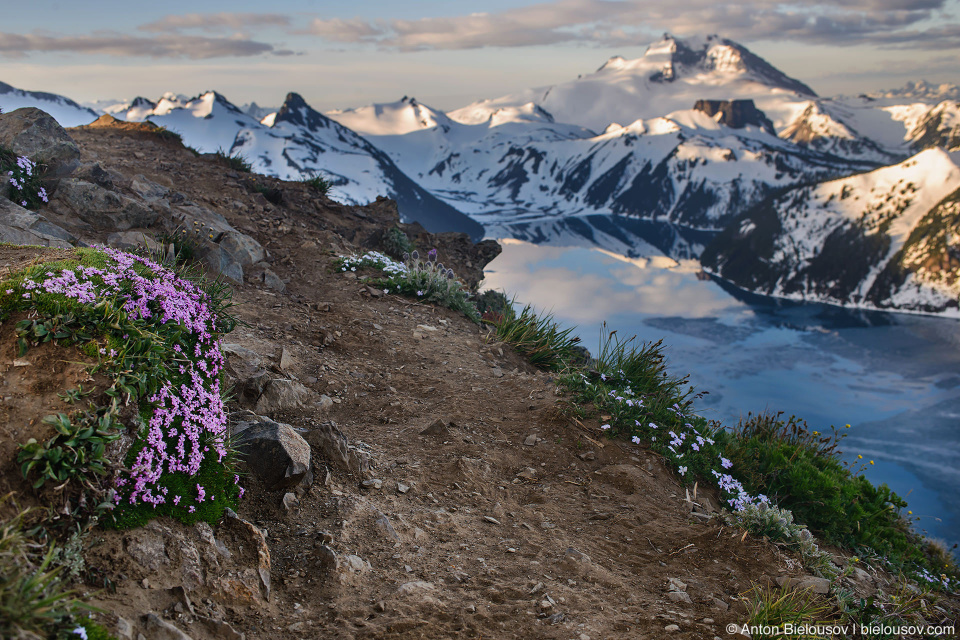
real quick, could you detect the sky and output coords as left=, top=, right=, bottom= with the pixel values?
left=1, top=0, right=958, bottom=112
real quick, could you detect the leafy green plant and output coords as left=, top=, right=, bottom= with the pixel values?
left=382, top=225, right=415, bottom=260
left=214, top=148, right=252, bottom=172
left=301, top=172, right=333, bottom=196
left=722, top=412, right=915, bottom=558
left=18, top=406, right=121, bottom=491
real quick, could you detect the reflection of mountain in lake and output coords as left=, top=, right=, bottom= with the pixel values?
left=486, top=214, right=716, bottom=260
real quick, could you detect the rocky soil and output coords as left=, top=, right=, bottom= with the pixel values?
left=0, top=109, right=949, bottom=640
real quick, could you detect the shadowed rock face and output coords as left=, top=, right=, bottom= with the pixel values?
left=693, top=99, right=776, bottom=135
left=0, top=107, right=81, bottom=186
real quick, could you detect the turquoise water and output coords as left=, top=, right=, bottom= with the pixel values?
left=483, top=235, right=960, bottom=552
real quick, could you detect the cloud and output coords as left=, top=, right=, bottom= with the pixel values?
left=0, top=32, right=281, bottom=59
left=139, top=13, right=293, bottom=34
left=300, top=0, right=956, bottom=51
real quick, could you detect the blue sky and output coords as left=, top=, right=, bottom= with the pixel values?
left=2, top=0, right=958, bottom=110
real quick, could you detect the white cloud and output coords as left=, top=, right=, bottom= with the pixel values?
left=298, top=0, right=956, bottom=51
left=139, top=13, right=292, bottom=33
left=0, top=32, right=281, bottom=59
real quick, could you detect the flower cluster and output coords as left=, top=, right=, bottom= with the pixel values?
left=3, top=155, right=48, bottom=209
left=7, top=248, right=237, bottom=515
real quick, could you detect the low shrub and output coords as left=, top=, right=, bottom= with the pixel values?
left=336, top=249, right=479, bottom=321
left=726, top=502, right=836, bottom=577
left=491, top=303, right=581, bottom=371
left=742, top=584, right=833, bottom=639
left=301, top=173, right=333, bottom=196
left=214, top=148, right=252, bottom=173
left=382, top=226, right=415, bottom=261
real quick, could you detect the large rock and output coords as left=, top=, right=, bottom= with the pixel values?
left=234, top=417, right=312, bottom=490
left=51, top=178, right=157, bottom=230
left=0, top=107, right=80, bottom=186
left=254, top=378, right=319, bottom=415
left=0, top=197, right=74, bottom=247
left=167, top=204, right=263, bottom=284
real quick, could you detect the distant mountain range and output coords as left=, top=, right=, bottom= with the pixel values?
left=2, top=33, right=958, bottom=314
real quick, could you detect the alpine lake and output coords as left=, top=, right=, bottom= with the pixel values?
left=481, top=214, right=960, bottom=554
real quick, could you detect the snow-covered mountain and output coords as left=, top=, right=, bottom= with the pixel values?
left=701, top=148, right=960, bottom=315
left=329, top=93, right=874, bottom=229
left=136, top=91, right=482, bottom=238
left=0, top=81, right=98, bottom=128
left=448, top=34, right=816, bottom=134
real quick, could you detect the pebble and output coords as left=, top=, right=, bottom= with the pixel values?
left=523, top=434, right=538, bottom=446
left=361, top=479, right=383, bottom=490
left=397, top=482, right=411, bottom=494
left=483, top=516, right=502, bottom=525
left=664, top=624, right=681, bottom=632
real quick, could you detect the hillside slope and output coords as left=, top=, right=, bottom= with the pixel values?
left=3, top=109, right=932, bottom=640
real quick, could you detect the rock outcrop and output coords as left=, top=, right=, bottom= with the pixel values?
left=692, top=99, right=775, bottom=134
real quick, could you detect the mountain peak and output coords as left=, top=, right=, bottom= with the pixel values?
left=275, top=92, right=333, bottom=131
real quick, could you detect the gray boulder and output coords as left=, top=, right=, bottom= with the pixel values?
left=0, top=197, right=74, bottom=247
left=52, top=178, right=157, bottom=230
left=254, top=378, right=317, bottom=415
left=169, top=205, right=264, bottom=284
left=234, top=417, right=312, bottom=490
left=0, top=108, right=80, bottom=185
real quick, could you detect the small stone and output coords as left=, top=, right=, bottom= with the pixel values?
left=279, top=348, right=296, bottom=370
left=282, top=492, right=299, bottom=512
left=516, top=467, right=538, bottom=481
left=667, top=591, right=692, bottom=603
left=375, top=601, right=386, bottom=612
left=523, top=434, right=538, bottom=446
left=419, top=418, right=449, bottom=436
left=116, top=617, right=134, bottom=640
left=703, top=618, right=715, bottom=624
left=578, top=451, right=596, bottom=461
left=397, top=482, right=411, bottom=494
left=492, top=367, right=504, bottom=378
left=361, top=479, right=383, bottom=490
left=712, top=598, right=729, bottom=611
left=12, top=358, right=30, bottom=367
left=667, top=577, right=687, bottom=592
left=507, top=547, right=517, bottom=553
left=539, top=599, right=553, bottom=610
left=664, top=624, right=681, bottom=633
left=483, top=516, right=502, bottom=525
left=141, top=578, right=150, bottom=589
left=776, top=575, right=831, bottom=594
left=466, top=604, right=477, bottom=614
